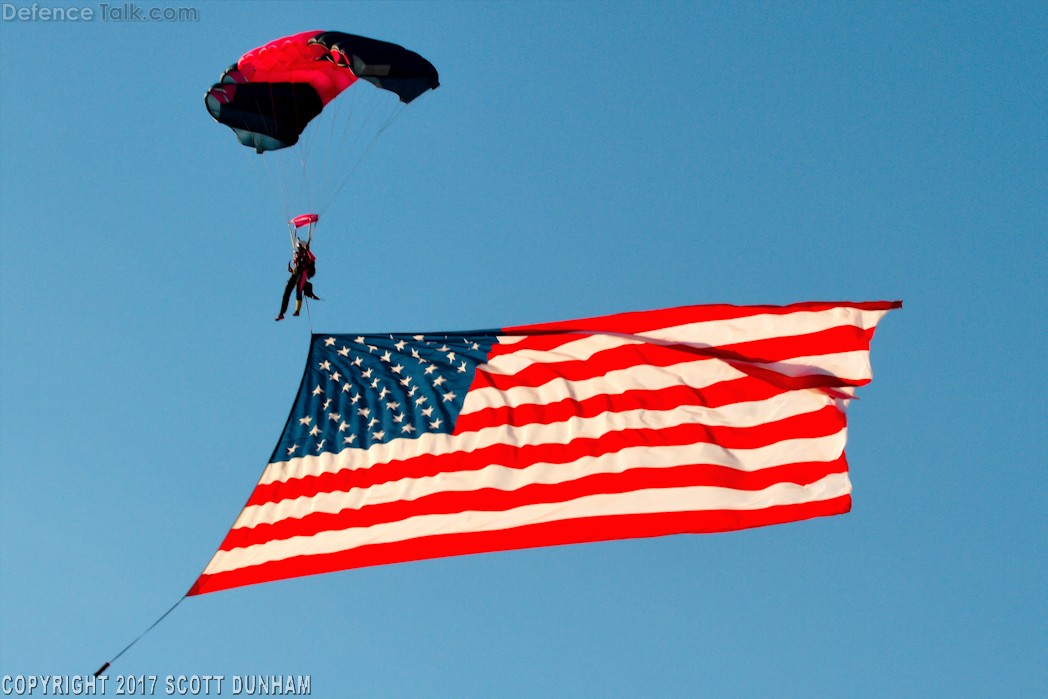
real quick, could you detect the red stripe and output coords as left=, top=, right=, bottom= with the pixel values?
left=221, top=457, right=849, bottom=551
left=242, top=403, right=844, bottom=510
left=483, top=326, right=879, bottom=391
left=458, top=374, right=784, bottom=432
left=189, top=495, right=852, bottom=596
left=504, top=301, right=900, bottom=335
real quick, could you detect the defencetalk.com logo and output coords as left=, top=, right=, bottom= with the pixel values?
left=2, top=2, right=199, bottom=22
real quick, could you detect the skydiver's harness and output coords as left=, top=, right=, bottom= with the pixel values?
left=288, top=215, right=317, bottom=263
left=287, top=214, right=319, bottom=329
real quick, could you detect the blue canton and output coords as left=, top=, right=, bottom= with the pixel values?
left=271, top=332, right=498, bottom=463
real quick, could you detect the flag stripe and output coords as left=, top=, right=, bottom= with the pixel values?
left=233, top=421, right=846, bottom=540
left=484, top=325, right=881, bottom=385
left=251, top=387, right=840, bottom=494
left=204, top=473, right=852, bottom=576
left=190, top=496, right=852, bottom=595
left=237, top=394, right=842, bottom=513
left=503, top=300, right=898, bottom=335
left=221, top=456, right=850, bottom=551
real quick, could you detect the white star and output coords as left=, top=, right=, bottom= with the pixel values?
left=372, top=430, right=385, bottom=440
left=323, top=398, right=332, bottom=410
left=287, top=444, right=299, bottom=455
left=367, top=417, right=379, bottom=428
left=394, top=339, right=407, bottom=351
left=400, top=376, right=413, bottom=387
left=371, top=378, right=380, bottom=389
left=342, top=383, right=352, bottom=393
left=324, top=337, right=336, bottom=346
left=438, top=344, right=449, bottom=352
left=358, top=407, right=371, bottom=417
left=417, top=396, right=428, bottom=405
left=392, top=413, right=405, bottom=423
left=411, top=348, right=422, bottom=359
left=361, top=367, right=373, bottom=378
left=387, top=401, right=400, bottom=411
left=442, top=391, right=457, bottom=402
left=470, top=342, right=480, bottom=350
left=381, top=350, right=392, bottom=363
left=312, top=385, right=324, bottom=396
left=315, top=439, right=325, bottom=451
left=354, top=336, right=365, bottom=344
left=391, top=364, right=404, bottom=374
left=429, top=418, right=442, bottom=429
left=424, top=365, right=437, bottom=375
left=328, top=412, right=341, bottom=422
left=421, top=406, right=434, bottom=417
left=338, top=346, right=350, bottom=357
left=330, top=371, right=341, bottom=383
left=367, top=344, right=378, bottom=353
left=344, top=434, right=357, bottom=444
left=338, top=421, right=350, bottom=432
left=352, top=356, right=363, bottom=367
left=413, top=335, right=424, bottom=341
left=407, top=385, right=419, bottom=396
left=458, top=361, right=468, bottom=373
left=401, top=423, right=415, bottom=434
left=299, top=416, right=313, bottom=426
left=309, top=425, right=321, bottom=437
left=446, top=351, right=456, bottom=362
left=350, top=393, right=361, bottom=403
left=433, top=375, right=447, bottom=386
left=318, top=360, right=332, bottom=371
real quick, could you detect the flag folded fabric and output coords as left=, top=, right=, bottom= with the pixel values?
left=189, top=300, right=899, bottom=595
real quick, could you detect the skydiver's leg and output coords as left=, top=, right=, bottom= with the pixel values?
left=277, top=274, right=296, bottom=320
left=293, top=275, right=304, bottom=316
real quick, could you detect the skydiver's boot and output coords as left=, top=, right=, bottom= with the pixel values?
left=275, top=314, right=284, bottom=321
left=293, top=299, right=301, bottom=317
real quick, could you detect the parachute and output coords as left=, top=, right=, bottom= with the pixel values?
left=205, top=31, right=439, bottom=239
left=205, top=30, right=439, bottom=153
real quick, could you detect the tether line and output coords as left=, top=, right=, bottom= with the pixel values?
left=93, top=595, right=186, bottom=677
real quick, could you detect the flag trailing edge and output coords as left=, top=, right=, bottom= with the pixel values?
left=189, top=300, right=900, bottom=595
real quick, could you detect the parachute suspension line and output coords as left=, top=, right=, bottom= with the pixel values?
left=289, top=81, right=313, bottom=218
left=93, top=594, right=186, bottom=678
left=317, top=105, right=408, bottom=219
left=316, top=89, right=397, bottom=213
left=261, top=149, right=291, bottom=227
left=300, top=147, right=311, bottom=220
left=329, top=88, right=384, bottom=177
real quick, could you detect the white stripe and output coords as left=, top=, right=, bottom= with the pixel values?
left=235, top=429, right=848, bottom=529
left=463, top=358, right=747, bottom=416
left=487, top=307, right=886, bottom=376
left=258, top=388, right=837, bottom=487
left=204, top=472, right=852, bottom=575
left=749, top=349, right=875, bottom=382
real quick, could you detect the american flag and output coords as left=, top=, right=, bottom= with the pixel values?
left=189, top=301, right=899, bottom=595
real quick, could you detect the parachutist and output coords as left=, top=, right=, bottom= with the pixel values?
left=277, top=239, right=319, bottom=321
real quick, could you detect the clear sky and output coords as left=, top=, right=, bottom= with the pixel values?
left=1, top=1, right=1045, bottom=696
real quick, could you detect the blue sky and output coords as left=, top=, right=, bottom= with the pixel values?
left=1, top=1, right=1045, bottom=696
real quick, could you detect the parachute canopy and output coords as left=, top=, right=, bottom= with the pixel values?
left=205, top=30, right=439, bottom=153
